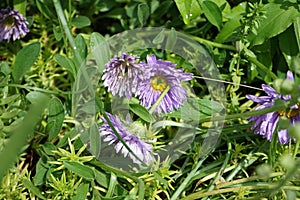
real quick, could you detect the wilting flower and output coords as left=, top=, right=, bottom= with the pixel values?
left=99, top=112, right=153, bottom=164
left=0, top=7, right=29, bottom=42
left=102, top=53, right=145, bottom=99
left=246, top=71, right=300, bottom=144
left=138, top=54, right=193, bottom=114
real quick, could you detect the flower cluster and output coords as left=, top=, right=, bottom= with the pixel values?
left=0, top=7, right=29, bottom=42
left=247, top=71, right=300, bottom=144
left=99, top=53, right=193, bottom=165
left=102, top=53, right=193, bottom=114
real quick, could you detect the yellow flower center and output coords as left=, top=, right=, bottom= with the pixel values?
left=151, top=76, right=167, bottom=92
left=278, top=104, right=300, bottom=118
left=3, top=16, right=15, bottom=27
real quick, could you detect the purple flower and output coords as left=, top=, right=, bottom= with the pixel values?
left=246, top=71, right=300, bottom=144
left=102, top=53, right=145, bottom=99
left=0, top=7, right=29, bottom=42
left=99, top=112, right=153, bottom=164
left=138, top=54, right=193, bottom=114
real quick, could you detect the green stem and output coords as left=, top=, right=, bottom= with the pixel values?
left=246, top=56, right=277, bottom=80
left=0, top=83, right=71, bottom=95
left=203, top=139, right=232, bottom=200
left=149, top=86, right=170, bottom=114
left=187, top=34, right=237, bottom=51
left=89, top=160, right=145, bottom=200
left=181, top=184, right=300, bottom=200
left=199, top=102, right=286, bottom=123
left=170, top=155, right=208, bottom=200
left=293, top=140, right=299, bottom=158
left=53, top=0, right=81, bottom=66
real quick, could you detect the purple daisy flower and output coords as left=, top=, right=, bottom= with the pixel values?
left=102, top=53, right=145, bottom=99
left=99, top=112, right=153, bottom=164
left=0, top=7, right=29, bottom=42
left=138, top=54, right=193, bottom=114
left=246, top=71, right=300, bottom=144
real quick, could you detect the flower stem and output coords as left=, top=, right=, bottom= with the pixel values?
left=52, top=0, right=81, bottom=67
left=293, top=140, right=299, bottom=158
left=149, top=86, right=170, bottom=114
left=199, top=102, right=286, bottom=123
left=187, top=34, right=237, bottom=51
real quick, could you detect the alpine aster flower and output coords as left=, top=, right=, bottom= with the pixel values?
left=138, top=54, right=193, bottom=114
left=246, top=71, right=300, bottom=144
left=99, top=112, right=153, bottom=164
left=102, top=53, right=145, bottom=99
left=0, top=7, right=29, bottom=42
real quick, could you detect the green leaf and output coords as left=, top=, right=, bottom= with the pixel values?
left=0, top=61, right=11, bottom=75
left=168, top=98, right=224, bottom=120
left=72, top=183, right=89, bottom=200
left=54, top=54, right=76, bottom=79
left=247, top=3, right=300, bottom=46
left=71, top=16, right=91, bottom=28
left=89, top=124, right=101, bottom=159
left=94, top=170, right=109, bottom=188
left=12, top=42, right=41, bottom=81
left=215, top=3, right=246, bottom=43
left=137, top=3, right=149, bottom=27
left=90, top=32, right=110, bottom=72
left=13, top=0, right=26, bottom=16
left=129, top=103, right=151, bottom=123
left=165, top=28, right=177, bottom=51
left=63, top=161, right=95, bottom=180
left=53, top=25, right=63, bottom=41
left=26, top=91, right=48, bottom=104
left=174, top=0, right=202, bottom=24
left=75, top=34, right=88, bottom=61
left=23, top=178, right=46, bottom=200
left=200, top=0, right=222, bottom=31
left=46, top=97, right=65, bottom=141
left=279, top=26, right=299, bottom=58
left=0, top=93, right=50, bottom=182
left=36, top=0, right=56, bottom=19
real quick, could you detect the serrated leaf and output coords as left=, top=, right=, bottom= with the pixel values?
left=46, top=98, right=64, bottom=141
left=137, top=3, right=149, bottom=27
left=71, top=16, right=91, bottom=28
left=129, top=103, right=151, bottom=123
left=13, top=42, right=40, bottom=81
left=63, top=161, right=95, bottom=180
left=200, top=0, right=222, bottom=31
left=247, top=3, right=300, bottom=46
